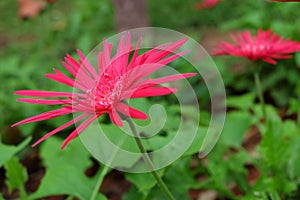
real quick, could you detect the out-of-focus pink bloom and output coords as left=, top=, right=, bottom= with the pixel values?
left=213, top=29, right=300, bottom=64
left=12, top=34, right=196, bottom=149
left=194, top=0, right=222, bottom=10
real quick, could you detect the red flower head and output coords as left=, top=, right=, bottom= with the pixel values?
left=12, top=34, right=196, bottom=149
left=213, top=29, right=300, bottom=64
left=194, top=0, right=222, bottom=10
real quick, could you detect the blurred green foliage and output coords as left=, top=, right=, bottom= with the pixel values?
left=4, top=157, right=28, bottom=199
left=1, top=0, right=300, bottom=199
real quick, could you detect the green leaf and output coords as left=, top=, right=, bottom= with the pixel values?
left=29, top=137, right=104, bottom=200
left=18, top=123, right=35, bottom=137
left=183, top=126, right=207, bottom=156
left=80, top=122, right=142, bottom=170
left=95, top=194, right=107, bottom=200
left=146, top=119, right=199, bottom=168
left=219, top=111, right=252, bottom=147
left=220, top=12, right=262, bottom=30
left=288, top=134, right=300, bottom=178
left=295, top=52, right=300, bottom=67
left=255, top=107, right=297, bottom=194
left=268, top=191, right=281, bottom=200
left=165, top=157, right=195, bottom=194
left=4, top=157, right=28, bottom=199
left=147, top=186, right=191, bottom=200
left=125, top=158, right=195, bottom=200
left=258, top=107, right=289, bottom=169
left=125, top=170, right=165, bottom=196
left=227, top=93, right=255, bottom=110
left=0, top=137, right=31, bottom=167
left=123, top=186, right=145, bottom=200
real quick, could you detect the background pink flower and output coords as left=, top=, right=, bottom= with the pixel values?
left=213, top=29, right=300, bottom=64
left=12, top=35, right=196, bottom=149
left=194, top=0, right=222, bottom=10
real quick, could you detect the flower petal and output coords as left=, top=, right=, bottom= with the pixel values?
left=77, top=49, right=99, bottom=80
left=12, top=107, right=73, bottom=127
left=17, top=98, right=71, bottom=105
left=61, top=114, right=99, bottom=149
left=15, top=90, right=82, bottom=98
left=109, top=108, right=124, bottom=127
left=32, top=113, right=88, bottom=147
left=116, top=102, right=148, bottom=120
left=135, top=73, right=196, bottom=87
left=130, top=87, right=177, bottom=98
left=144, top=38, right=188, bottom=63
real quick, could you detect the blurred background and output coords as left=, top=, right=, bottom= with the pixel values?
left=1, top=0, right=300, bottom=199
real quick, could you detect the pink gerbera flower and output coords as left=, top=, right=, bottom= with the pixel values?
left=213, top=29, right=300, bottom=64
left=194, top=0, right=222, bottom=10
left=12, top=34, right=196, bottom=149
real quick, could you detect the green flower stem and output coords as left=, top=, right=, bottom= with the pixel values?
left=125, top=117, right=175, bottom=200
left=254, top=70, right=266, bottom=120
left=90, top=165, right=110, bottom=200
left=19, top=185, right=27, bottom=200
left=297, top=107, right=300, bottom=128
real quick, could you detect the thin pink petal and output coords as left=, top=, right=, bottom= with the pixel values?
left=130, top=87, right=177, bottom=98
left=12, top=107, right=73, bottom=127
left=17, top=98, right=71, bottom=105
left=77, top=49, right=99, bottom=80
left=65, top=54, right=80, bottom=72
left=98, top=52, right=105, bottom=75
left=134, top=73, right=196, bottom=88
left=158, top=50, right=190, bottom=65
left=61, top=114, right=99, bottom=149
left=45, top=74, right=74, bottom=87
left=65, top=54, right=96, bottom=88
left=109, top=108, right=124, bottom=127
left=127, top=38, right=142, bottom=70
left=144, top=38, right=188, bottom=63
left=62, top=61, right=77, bottom=78
left=123, top=63, right=166, bottom=88
left=32, top=113, right=88, bottom=147
left=48, top=68, right=88, bottom=92
left=116, top=102, right=148, bottom=119
left=15, top=90, right=83, bottom=98
left=97, top=40, right=114, bottom=76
